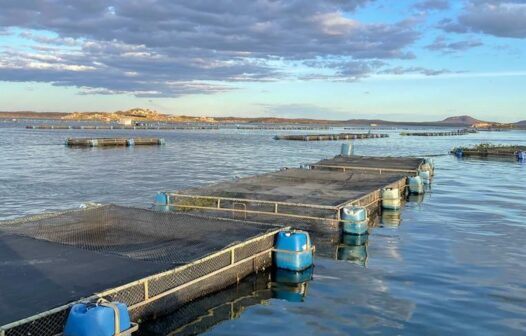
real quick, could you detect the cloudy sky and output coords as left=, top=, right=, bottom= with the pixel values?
left=0, top=0, right=525, bottom=121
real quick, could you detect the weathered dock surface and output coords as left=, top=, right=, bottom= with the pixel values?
left=400, top=129, right=473, bottom=136
left=158, top=156, right=425, bottom=223
left=274, top=133, right=388, bottom=141
left=452, top=145, right=526, bottom=159
left=0, top=205, right=281, bottom=336
left=309, top=156, right=425, bottom=174
left=65, top=137, right=165, bottom=146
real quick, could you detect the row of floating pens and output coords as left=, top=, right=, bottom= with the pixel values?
left=337, top=143, right=433, bottom=265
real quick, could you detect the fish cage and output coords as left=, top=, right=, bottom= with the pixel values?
left=0, top=205, right=283, bottom=336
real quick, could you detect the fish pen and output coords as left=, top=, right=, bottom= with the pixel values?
left=400, top=129, right=474, bottom=136
left=274, top=133, right=389, bottom=141
left=65, top=137, right=165, bottom=147
left=0, top=205, right=284, bottom=336
left=308, top=155, right=426, bottom=175
left=451, top=144, right=526, bottom=160
left=26, top=125, right=220, bottom=130
left=155, top=164, right=419, bottom=225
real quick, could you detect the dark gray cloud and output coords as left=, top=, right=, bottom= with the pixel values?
left=414, top=0, right=450, bottom=11
left=0, top=0, right=423, bottom=96
left=439, top=1, right=526, bottom=38
left=426, top=36, right=483, bottom=52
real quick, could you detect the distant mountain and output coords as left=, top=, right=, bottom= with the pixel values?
left=515, top=120, right=526, bottom=126
left=0, top=111, right=69, bottom=119
left=438, top=115, right=483, bottom=125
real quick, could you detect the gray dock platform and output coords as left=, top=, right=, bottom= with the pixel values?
left=0, top=205, right=281, bottom=336
left=309, top=155, right=425, bottom=174
left=159, top=156, right=425, bottom=224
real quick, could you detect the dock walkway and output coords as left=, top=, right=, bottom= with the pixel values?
left=0, top=205, right=281, bottom=336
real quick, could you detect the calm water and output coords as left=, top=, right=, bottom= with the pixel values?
left=1, top=123, right=525, bottom=335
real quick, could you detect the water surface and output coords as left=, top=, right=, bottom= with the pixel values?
left=1, top=123, right=525, bottom=335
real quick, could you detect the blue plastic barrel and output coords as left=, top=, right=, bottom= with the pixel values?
left=126, top=139, right=135, bottom=146
left=340, top=206, right=368, bottom=235
left=64, top=302, right=131, bottom=336
left=419, top=170, right=431, bottom=184
left=341, top=143, right=353, bottom=157
left=454, top=148, right=463, bottom=157
left=89, top=139, right=98, bottom=147
left=153, top=192, right=168, bottom=205
left=517, top=151, right=526, bottom=161
left=408, top=176, right=424, bottom=194
left=274, top=230, right=313, bottom=271
left=158, top=138, right=166, bottom=145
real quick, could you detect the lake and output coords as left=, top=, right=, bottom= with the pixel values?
left=1, top=122, right=525, bottom=335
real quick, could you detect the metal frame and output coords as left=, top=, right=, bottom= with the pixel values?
left=0, top=229, right=283, bottom=335
left=159, top=176, right=410, bottom=223
left=308, top=164, right=419, bottom=174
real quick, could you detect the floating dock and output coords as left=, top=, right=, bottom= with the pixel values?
left=65, top=137, right=165, bottom=147
left=274, top=133, right=389, bottom=141
left=400, top=129, right=474, bottom=136
left=451, top=145, right=526, bottom=160
left=156, top=155, right=426, bottom=224
left=27, top=125, right=219, bottom=130
left=0, top=205, right=283, bottom=336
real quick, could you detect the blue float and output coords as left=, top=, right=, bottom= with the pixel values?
left=153, top=192, right=168, bottom=205
left=274, top=230, right=314, bottom=271
left=517, top=151, right=526, bottom=161
left=341, top=143, right=353, bottom=156
left=454, top=148, right=464, bottom=157
left=158, top=138, right=166, bottom=145
left=340, top=206, right=368, bottom=235
left=419, top=170, right=431, bottom=184
left=408, top=176, right=424, bottom=194
left=64, top=301, right=135, bottom=336
left=126, top=139, right=135, bottom=146
left=89, top=139, right=99, bottom=147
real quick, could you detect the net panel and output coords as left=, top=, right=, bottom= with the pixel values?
left=0, top=205, right=278, bottom=264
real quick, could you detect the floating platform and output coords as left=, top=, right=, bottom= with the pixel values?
left=65, top=137, right=165, bottom=147
left=157, top=156, right=425, bottom=224
left=400, top=129, right=474, bottom=136
left=27, top=125, right=219, bottom=130
left=451, top=145, right=526, bottom=160
left=0, top=205, right=282, bottom=336
left=274, top=133, right=389, bottom=141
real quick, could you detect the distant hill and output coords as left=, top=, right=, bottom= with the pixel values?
left=515, top=120, right=526, bottom=126
left=0, top=111, right=69, bottom=119
left=438, top=115, right=483, bottom=125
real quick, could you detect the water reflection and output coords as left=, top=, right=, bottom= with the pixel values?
left=407, top=193, right=425, bottom=205
left=137, top=272, right=273, bottom=336
left=336, top=234, right=368, bottom=266
left=271, top=267, right=313, bottom=303
left=137, top=268, right=314, bottom=335
left=381, top=210, right=401, bottom=228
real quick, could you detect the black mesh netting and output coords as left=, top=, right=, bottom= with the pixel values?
left=0, top=204, right=279, bottom=264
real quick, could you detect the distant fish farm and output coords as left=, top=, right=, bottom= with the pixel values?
left=400, top=129, right=475, bottom=136
left=65, top=137, right=165, bottom=147
left=452, top=144, right=526, bottom=160
left=274, top=133, right=389, bottom=141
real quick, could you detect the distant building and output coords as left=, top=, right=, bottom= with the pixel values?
left=119, top=118, right=133, bottom=126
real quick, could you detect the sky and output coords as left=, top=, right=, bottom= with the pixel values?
left=0, top=0, right=525, bottom=122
